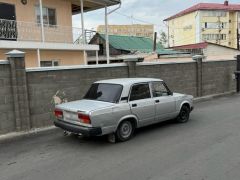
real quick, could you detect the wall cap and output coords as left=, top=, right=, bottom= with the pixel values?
left=124, top=58, right=138, bottom=62
left=192, top=55, right=205, bottom=60
left=0, top=60, right=9, bottom=64
left=5, top=50, right=25, bottom=58
left=26, top=63, right=127, bottom=72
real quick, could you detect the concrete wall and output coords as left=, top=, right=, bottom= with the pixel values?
left=0, top=61, right=15, bottom=134
left=206, top=44, right=240, bottom=61
left=0, top=56, right=237, bottom=134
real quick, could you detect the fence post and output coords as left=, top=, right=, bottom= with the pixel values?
left=235, top=55, right=240, bottom=93
left=193, top=55, right=204, bottom=97
left=124, top=58, right=138, bottom=78
left=6, top=50, right=31, bottom=131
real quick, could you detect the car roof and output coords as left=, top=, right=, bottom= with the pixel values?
left=95, top=78, right=163, bottom=86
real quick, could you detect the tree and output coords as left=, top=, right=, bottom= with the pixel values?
left=158, top=31, right=167, bottom=48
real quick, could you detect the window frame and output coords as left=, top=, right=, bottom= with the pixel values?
left=40, top=60, right=59, bottom=67
left=35, top=5, right=57, bottom=27
left=128, top=82, right=152, bottom=102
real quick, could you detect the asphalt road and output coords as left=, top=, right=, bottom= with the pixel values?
left=1, top=94, right=240, bottom=180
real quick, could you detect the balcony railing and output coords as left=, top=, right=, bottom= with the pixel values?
left=0, top=19, right=95, bottom=44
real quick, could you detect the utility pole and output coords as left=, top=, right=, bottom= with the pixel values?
left=153, top=32, right=157, bottom=52
left=237, top=28, right=240, bottom=50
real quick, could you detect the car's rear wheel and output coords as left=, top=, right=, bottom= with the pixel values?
left=176, top=105, right=190, bottom=123
left=116, top=120, right=135, bottom=142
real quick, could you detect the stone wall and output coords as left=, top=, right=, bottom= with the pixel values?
left=0, top=53, right=237, bottom=134
left=27, top=65, right=129, bottom=128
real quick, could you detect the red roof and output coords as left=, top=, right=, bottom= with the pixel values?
left=170, top=42, right=209, bottom=50
left=164, top=2, right=240, bottom=21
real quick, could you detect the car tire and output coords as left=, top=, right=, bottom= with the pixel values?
left=176, top=105, right=190, bottom=123
left=116, top=120, right=135, bottom=142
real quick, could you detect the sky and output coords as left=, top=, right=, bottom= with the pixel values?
left=72, top=0, right=240, bottom=33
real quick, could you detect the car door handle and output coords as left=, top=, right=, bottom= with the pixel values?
left=155, top=100, right=160, bottom=103
left=132, top=104, right=137, bottom=107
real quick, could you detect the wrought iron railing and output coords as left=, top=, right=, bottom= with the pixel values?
left=0, top=19, right=96, bottom=44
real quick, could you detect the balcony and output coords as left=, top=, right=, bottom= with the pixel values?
left=0, top=18, right=95, bottom=44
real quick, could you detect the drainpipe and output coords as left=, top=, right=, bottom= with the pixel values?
left=39, top=0, right=45, bottom=42
left=105, top=2, right=121, bottom=64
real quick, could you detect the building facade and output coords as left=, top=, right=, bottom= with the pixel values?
left=97, top=24, right=154, bottom=39
left=164, top=1, right=240, bottom=49
left=0, top=0, right=120, bottom=68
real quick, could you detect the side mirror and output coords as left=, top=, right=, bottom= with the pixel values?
left=168, top=91, right=173, bottom=96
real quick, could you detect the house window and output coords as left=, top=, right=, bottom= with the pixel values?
left=202, top=34, right=226, bottom=41
left=35, top=6, right=57, bottom=26
left=40, top=60, right=59, bottom=67
left=202, top=22, right=227, bottom=29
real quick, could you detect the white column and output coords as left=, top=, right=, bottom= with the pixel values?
left=37, top=49, right=41, bottom=67
left=80, top=0, right=86, bottom=44
left=96, top=50, right=99, bottom=65
left=39, top=0, right=45, bottom=42
left=105, top=6, right=110, bottom=64
left=83, top=50, right=87, bottom=65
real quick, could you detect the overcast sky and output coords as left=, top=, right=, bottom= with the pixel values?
left=72, top=0, right=240, bottom=32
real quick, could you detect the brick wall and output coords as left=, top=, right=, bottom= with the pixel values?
left=0, top=56, right=237, bottom=134
left=0, top=61, right=15, bottom=134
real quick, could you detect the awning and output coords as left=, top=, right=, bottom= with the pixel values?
left=71, top=0, right=121, bottom=14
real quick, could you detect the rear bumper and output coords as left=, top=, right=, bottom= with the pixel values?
left=54, top=120, right=102, bottom=136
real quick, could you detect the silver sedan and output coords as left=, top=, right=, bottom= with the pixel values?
left=54, top=78, right=194, bottom=142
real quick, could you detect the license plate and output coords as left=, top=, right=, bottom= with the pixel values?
left=64, top=111, right=75, bottom=120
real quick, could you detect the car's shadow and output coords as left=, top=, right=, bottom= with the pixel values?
left=63, top=119, right=182, bottom=145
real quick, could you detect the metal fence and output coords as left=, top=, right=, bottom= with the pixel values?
left=0, top=19, right=95, bottom=44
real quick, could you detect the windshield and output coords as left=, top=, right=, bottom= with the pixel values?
left=84, top=83, right=123, bottom=103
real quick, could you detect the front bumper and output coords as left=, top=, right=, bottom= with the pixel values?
left=54, top=120, right=102, bottom=136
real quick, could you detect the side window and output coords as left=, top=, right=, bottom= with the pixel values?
left=130, top=83, right=151, bottom=101
left=151, top=82, right=169, bottom=97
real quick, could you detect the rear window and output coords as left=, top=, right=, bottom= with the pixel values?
left=84, top=83, right=123, bottom=103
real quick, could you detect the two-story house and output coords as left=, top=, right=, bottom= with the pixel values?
left=0, top=0, right=120, bottom=67
left=164, top=1, right=240, bottom=49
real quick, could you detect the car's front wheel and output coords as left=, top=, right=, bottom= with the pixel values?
left=176, top=105, right=190, bottom=123
left=116, top=120, right=135, bottom=142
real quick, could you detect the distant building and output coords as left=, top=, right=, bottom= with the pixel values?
left=164, top=1, right=240, bottom=49
left=88, top=33, right=184, bottom=64
left=169, top=42, right=240, bottom=60
left=97, top=24, right=154, bottom=39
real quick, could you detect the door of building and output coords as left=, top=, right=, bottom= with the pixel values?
left=0, top=3, right=17, bottom=40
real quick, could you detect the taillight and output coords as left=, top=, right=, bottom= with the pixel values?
left=54, top=109, right=63, bottom=119
left=78, top=113, right=91, bottom=124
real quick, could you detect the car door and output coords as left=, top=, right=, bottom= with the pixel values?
left=151, top=81, right=176, bottom=122
left=129, top=83, right=155, bottom=127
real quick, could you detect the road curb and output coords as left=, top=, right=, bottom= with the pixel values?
left=0, top=91, right=238, bottom=141
left=193, top=91, right=237, bottom=103
left=0, top=126, right=56, bottom=142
